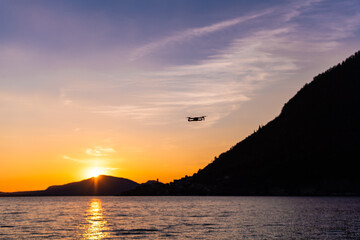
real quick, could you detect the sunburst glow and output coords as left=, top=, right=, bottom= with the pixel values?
left=87, top=168, right=105, bottom=178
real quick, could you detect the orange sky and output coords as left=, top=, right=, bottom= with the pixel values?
left=0, top=82, right=335, bottom=192
left=0, top=106, right=267, bottom=192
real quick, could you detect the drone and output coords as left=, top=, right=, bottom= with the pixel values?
left=187, top=116, right=206, bottom=122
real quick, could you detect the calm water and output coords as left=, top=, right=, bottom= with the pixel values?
left=0, top=197, right=359, bottom=239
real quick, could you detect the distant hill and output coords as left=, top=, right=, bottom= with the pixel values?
left=124, top=180, right=168, bottom=196
left=0, top=175, right=139, bottom=196
left=125, top=50, right=360, bottom=196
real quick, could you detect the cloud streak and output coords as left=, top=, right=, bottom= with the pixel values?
left=62, top=155, right=87, bottom=163
left=85, top=147, right=116, bottom=157
left=130, top=9, right=273, bottom=61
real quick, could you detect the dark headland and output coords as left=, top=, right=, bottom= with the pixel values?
left=1, top=51, right=360, bottom=196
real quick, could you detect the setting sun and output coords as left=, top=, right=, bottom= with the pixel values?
left=87, top=168, right=105, bottom=178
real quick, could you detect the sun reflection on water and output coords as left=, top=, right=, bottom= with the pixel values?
left=83, top=199, right=109, bottom=239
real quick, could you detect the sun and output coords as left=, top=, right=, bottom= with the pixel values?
left=87, top=167, right=104, bottom=178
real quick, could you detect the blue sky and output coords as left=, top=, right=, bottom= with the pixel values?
left=1, top=0, right=360, bottom=189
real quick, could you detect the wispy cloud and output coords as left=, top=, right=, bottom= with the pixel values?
left=130, top=9, right=273, bottom=61
left=85, top=146, right=116, bottom=157
left=129, top=0, right=326, bottom=61
left=62, top=146, right=116, bottom=163
left=62, top=155, right=86, bottom=163
left=283, top=0, right=324, bottom=21
left=62, top=156, right=120, bottom=174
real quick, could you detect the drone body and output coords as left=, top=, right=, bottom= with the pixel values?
left=187, top=116, right=206, bottom=122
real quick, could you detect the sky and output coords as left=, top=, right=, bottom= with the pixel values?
left=1, top=0, right=360, bottom=191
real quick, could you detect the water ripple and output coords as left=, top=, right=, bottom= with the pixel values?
left=113, top=228, right=159, bottom=236
left=0, top=196, right=359, bottom=239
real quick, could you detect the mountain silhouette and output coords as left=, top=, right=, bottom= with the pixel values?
left=0, top=175, right=139, bottom=196
left=125, top=50, right=360, bottom=196
left=44, top=175, right=139, bottom=195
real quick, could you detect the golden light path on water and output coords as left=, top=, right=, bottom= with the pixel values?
left=83, top=199, right=109, bottom=239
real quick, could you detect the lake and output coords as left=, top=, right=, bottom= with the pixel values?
left=0, top=196, right=359, bottom=239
